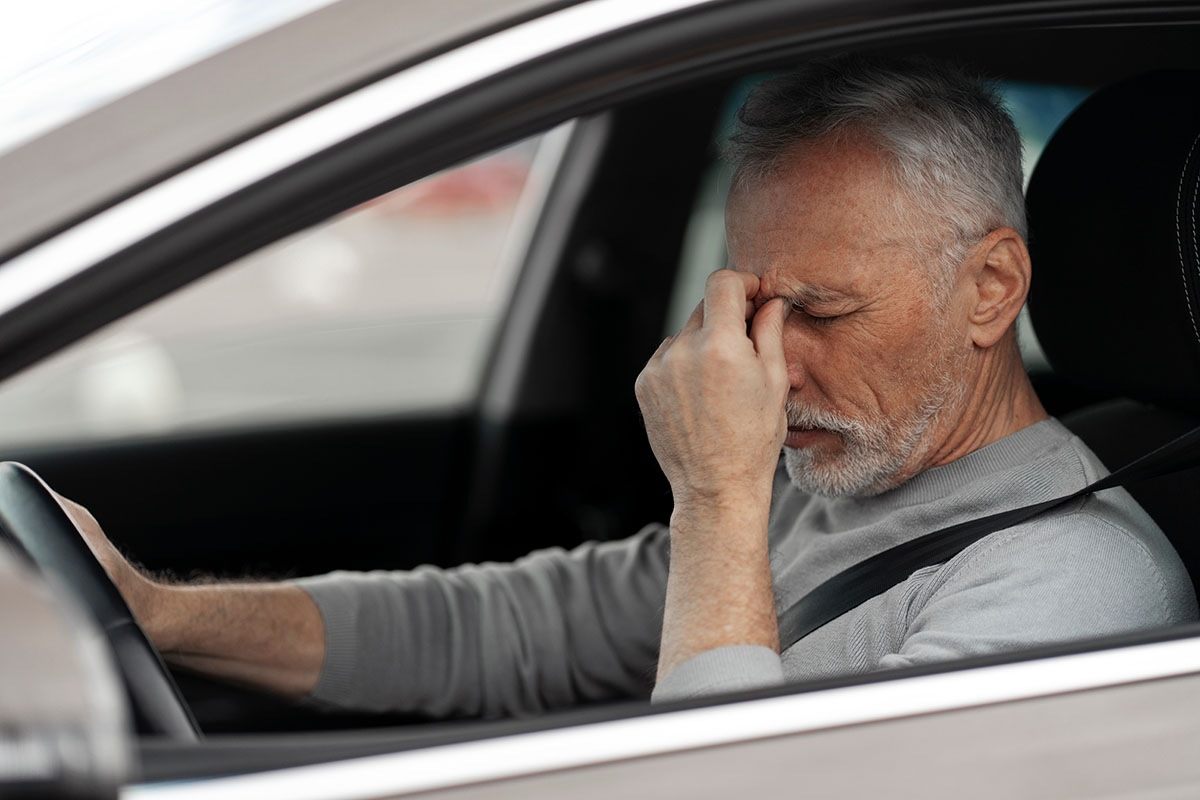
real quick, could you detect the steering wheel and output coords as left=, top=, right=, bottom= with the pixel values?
left=0, top=462, right=199, bottom=740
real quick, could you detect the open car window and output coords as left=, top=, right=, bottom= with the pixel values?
left=0, top=130, right=568, bottom=447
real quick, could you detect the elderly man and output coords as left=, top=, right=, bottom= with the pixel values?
left=70, top=57, right=1194, bottom=715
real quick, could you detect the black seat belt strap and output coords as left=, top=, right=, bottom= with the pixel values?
left=776, top=424, right=1200, bottom=652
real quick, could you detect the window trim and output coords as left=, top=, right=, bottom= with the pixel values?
left=124, top=630, right=1200, bottom=798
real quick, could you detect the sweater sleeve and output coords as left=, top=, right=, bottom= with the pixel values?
left=650, top=645, right=784, bottom=704
left=877, top=507, right=1198, bottom=671
left=293, top=524, right=669, bottom=718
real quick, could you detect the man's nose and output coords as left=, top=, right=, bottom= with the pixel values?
left=786, top=358, right=807, bottom=391
left=782, top=335, right=807, bottom=391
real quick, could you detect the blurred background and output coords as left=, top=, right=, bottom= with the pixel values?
left=0, top=0, right=556, bottom=445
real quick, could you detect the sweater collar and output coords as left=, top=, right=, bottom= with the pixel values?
left=828, top=418, right=1069, bottom=511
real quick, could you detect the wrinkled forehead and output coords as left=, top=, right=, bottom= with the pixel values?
left=727, top=134, right=907, bottom=238
left=725, top=137, right=926, bottom=291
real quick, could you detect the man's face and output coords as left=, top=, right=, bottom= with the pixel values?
left=726, top=136, right=972, bottom=496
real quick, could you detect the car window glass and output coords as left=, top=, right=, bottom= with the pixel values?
left=666, top=79, right=1091, bottom=373
left=0, top=129, right=567, bottom=446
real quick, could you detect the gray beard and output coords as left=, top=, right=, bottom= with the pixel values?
left=783, top=349, right=968, bottom=498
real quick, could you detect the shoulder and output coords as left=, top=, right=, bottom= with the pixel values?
left=921, top=417, right=1193, bottom=620
left=919, top=499, right=1197, bottom=627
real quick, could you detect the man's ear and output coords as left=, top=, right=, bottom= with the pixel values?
left=966, top=227, right=1031, bottom=349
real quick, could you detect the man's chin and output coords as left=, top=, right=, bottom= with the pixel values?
left=782, top=445, right=898, bottom=498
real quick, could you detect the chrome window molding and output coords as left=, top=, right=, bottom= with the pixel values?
left=0, top=0, right=721, bottom=323
left=124, top=634, right=1200, bottom=800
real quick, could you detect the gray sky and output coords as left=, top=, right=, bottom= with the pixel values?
left=0, top=0, right=336, bottom=155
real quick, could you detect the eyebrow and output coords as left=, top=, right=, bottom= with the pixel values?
left=787, top=284, right=853, bottom=306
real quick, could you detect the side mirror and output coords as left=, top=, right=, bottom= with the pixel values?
left=0, top=539, right=133, bottom=798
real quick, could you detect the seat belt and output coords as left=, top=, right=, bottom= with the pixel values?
left=776, top=424, right=1200, bottom=652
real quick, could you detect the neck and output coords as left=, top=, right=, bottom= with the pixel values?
left=917, top=338, right=1049, bottom=474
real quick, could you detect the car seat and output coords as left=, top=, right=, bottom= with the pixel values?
left=1026, top=70, right=1200, bottom=585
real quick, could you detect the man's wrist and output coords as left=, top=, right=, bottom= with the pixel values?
left=127, top=576, right=181, bottom=652
left=670, top=486, right=772, bottom=536
left=659, top=491, right=779, bottom=682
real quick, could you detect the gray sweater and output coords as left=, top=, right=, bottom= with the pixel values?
left=296, top=419, right=1197, bottom=716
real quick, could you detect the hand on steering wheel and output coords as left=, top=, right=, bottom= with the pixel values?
left=0, top=462, right=198, bottom=740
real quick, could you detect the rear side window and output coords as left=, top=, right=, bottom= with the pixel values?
left=0, top=127, right=569, bottom=446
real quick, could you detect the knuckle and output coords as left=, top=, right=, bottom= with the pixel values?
left=660, top=338, right=690, bottom=366
left=658, top=353, right=685, bottom=379
left=635, top=364, right=654, bottom=390
left=699, top=336, right=736, bottom=365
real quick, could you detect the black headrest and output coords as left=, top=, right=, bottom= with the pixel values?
left=1027, top=71, right=1200, bottom=411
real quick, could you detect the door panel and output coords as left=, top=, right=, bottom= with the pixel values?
left=1, top=413, right=473, bottom=578
left=428, top=672, right=1200, bottom=799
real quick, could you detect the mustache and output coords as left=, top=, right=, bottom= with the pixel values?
left=785, top=400, right=886, bottom=448
left=786, top=400, right=859, bottom=436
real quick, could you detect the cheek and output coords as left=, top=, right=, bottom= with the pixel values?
left=781, top=315, right=936, bottom=411
left=781, top=324, right=876, bottom=396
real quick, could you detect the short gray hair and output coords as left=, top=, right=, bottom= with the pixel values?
left=728, top=56, right=1026, bottom=289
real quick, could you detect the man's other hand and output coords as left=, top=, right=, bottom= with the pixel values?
left=638, top=270, right=789, bottom=681
left=635, top=269, right=791, bottom=509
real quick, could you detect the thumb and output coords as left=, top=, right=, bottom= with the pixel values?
left=749, top=297, right=789, bottom=372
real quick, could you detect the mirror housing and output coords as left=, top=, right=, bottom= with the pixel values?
left=0, top=540, right=133, bottom=798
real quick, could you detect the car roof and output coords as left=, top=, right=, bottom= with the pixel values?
left=0, top=0, right=567, bottom=261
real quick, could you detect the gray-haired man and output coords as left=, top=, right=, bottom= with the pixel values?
left=67, top=56, right=1196, bottom=716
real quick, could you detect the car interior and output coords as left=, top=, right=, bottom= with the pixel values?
left=4, top=6, right=1200, bottom=783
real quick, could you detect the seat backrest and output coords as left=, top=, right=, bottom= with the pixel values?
left=1027, top=71, right=1200, bottom=584
left=1058, top=399, right=1200, bottom=579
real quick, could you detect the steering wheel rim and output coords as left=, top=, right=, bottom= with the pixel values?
left=0, top=461, right=199, bottom=740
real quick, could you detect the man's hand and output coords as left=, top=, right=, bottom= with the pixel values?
left=635, top=269, right=791, bottom=509
left=635, top=270, right=791, bottom=683
left=53, top=492, right=160, bottom=624
left=51, top=490, right=325, bottom=698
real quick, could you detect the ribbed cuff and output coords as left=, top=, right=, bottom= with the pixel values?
left=292, top=573, right=363, bottom=707
left=651, top=645, right=785, bottom=704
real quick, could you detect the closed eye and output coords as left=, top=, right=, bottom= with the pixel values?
left=790, top=300, right=845, bottom=325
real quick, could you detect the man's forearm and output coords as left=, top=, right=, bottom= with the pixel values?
left=636, top=272, right=789, bottom=686
left=140, top=580, right=325, bottom=698
left=656, top=499, right=778, bottom=683
left=54, top=492, right=326, bottom=698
